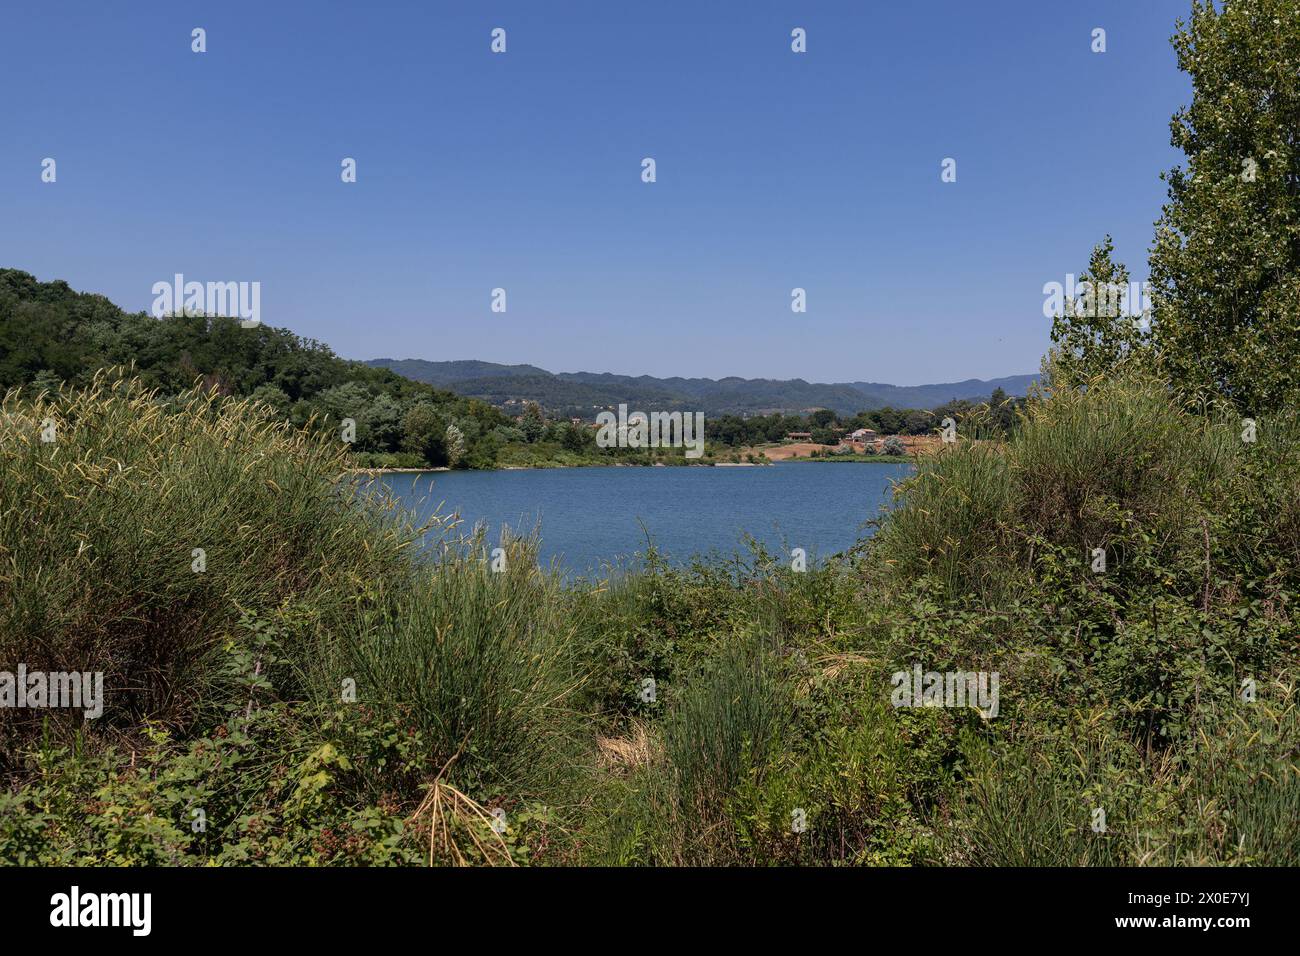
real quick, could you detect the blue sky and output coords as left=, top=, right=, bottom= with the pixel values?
left=1, top=0, right=1192, bottom=385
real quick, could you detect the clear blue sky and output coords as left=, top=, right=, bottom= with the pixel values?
left=1, top=0, right=1191, bottom=385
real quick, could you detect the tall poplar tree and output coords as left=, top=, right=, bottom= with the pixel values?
left=1149, top=0, right=1300, bottom=412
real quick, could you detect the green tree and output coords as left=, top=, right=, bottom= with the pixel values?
left=315, top=382, right=376, bottom=446
left=0, top=269, right=517, bottom=465
left=365, top=392, right=405, bottom=452
left=1047, top=236, right=1150, bottom=389
left=401, top=403, right=447, bottom=465
left=561, top=421, right=589, bottom=452
left=248, top=383, right=291, bottom=417
left=904, top=408, right=935, bottom=435
left=987, top=387, right=1018, bottom=434
left=808, top=409, right=837, bottom=429
left=519, top=402, right=546, bottom=443
left=874, top=407, right=907, bottom=434
left=29, top=369, right=62, bottom=395
left=493, top=424, right=525, bottom=444
left=464, top=431, right=501, bottom=469
left=445, top=423, right=466, bottom=468
left=1148, top=0, right=1300, bottom=412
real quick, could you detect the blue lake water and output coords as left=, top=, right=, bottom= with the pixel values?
left=378, top=462, right=911, bottom=575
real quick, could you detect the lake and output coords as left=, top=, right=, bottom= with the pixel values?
left=377, top=461, right=911, bottom=575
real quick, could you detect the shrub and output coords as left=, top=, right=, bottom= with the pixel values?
left=0, top=373, right=416, bottom=756
left=589, top=637, right=790, bottom=865
left=872, top=442, right=1015, bottom=602
left=317, top=529, right=583, bottom=795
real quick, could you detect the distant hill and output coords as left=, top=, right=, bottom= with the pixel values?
left=367, top=358, right=1037, bottom=417
left=373, top=359, right=554, bottom=385
left=845, top=377, right=1040, bottom=411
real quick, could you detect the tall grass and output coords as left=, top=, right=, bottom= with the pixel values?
left=950, top=681, right=1300, bottom=865
left=0, top=373, right=582, bottom=809
left=873, top=370, right=1242, bottom=604
left=589, top=636, right=790, bottom=865
left=317, top=530, right=586, bottom=795
left=872, top=443, right=1015, bottom=602
left=0, top=373, right=418, bottom=753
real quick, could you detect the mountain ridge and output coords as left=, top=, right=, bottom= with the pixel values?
left=367, top=358, right=1037, bottom=417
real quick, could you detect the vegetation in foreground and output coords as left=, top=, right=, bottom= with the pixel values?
left=1, top=367, right=1296, bottom=866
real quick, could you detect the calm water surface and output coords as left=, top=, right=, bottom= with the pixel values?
left=378, top=461, right=911, bottom=575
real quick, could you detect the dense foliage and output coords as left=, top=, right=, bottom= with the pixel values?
left=0, top=269, right=512, bottom=469
left=1148, top=0, right=1300, bottom=414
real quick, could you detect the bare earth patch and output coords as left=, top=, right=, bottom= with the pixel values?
left=749, top=436, right=941, bottom=461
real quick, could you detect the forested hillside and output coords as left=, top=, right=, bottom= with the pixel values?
left=0, top=269, right=512, bottom=468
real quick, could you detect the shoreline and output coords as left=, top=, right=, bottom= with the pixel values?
left=348, top=466, right=450, bottom=474
left=347, top=455, right=912, bottom=475
left=785, top=455, right=911, bottom=464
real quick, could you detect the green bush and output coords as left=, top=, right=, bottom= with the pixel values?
left=317, top=529, right=584, bottom=795
left=587, top=636, right=790, bottom=866
left=947, top=680, right=1300, bottom=866
left=0, top=373, right=417, bottom=757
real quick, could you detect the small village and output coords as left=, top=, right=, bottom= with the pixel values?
left=758, top=428, right=937, bottom=461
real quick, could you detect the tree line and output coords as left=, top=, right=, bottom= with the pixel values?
left=707, top=388, right=1024, bottom=447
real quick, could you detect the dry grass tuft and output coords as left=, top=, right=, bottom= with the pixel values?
left=595, top=720, right=658, bottom=773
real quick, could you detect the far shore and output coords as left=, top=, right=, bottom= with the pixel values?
left=347, top=455, right=914, bottom=475
left=786, top=455, right=912, bottom=464
left=348, top=466, right=450, bottom=474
